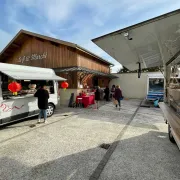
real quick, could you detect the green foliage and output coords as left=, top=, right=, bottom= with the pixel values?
left=117, top=66, right=161, bottom=74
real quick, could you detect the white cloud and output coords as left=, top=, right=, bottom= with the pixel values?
left=13, top=0, right=79, bottom=25
left=2, top=0, right=180, bottom=69
left=13, top=0, right=170, bottom=27
left=11, top=0, right=180, bottom=30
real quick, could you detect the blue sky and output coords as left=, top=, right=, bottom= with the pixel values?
left=0, top=0, right=180, bottom=72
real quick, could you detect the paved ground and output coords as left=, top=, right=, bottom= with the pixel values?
left=0, top=99, right=180, bottom=180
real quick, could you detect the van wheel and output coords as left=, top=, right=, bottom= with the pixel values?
left=168, top=124, right=175, bottom=143
left=47, top=104, right=55, bottom=117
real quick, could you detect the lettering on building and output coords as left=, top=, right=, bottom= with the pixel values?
left=18, top=52, right=47, bottom=63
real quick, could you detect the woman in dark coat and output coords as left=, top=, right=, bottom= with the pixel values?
left=95, top=86, right=100, bottom=109
left=114, top=85, right=123, bottom=110
left=104, top=86, right=110, bottom=101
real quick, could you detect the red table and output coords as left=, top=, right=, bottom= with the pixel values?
left=76, top=95, right=95, bottom=108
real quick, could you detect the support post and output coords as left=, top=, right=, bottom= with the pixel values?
left=148, top=32, right=167, bottom=102
left=163, top=63, right=167, bottom=103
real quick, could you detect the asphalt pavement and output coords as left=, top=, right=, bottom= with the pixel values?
left=0, top=99, right=179, bottom=180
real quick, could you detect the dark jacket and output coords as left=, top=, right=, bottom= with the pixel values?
left=34, top=88, right=49, bottom=109
left=111, top=87, right=115, bottom=92
left=95, top=89, right=100, bottom=101
left=104, top=87, right=110, bottom=95
left=114, top=88, right=122, bottom=100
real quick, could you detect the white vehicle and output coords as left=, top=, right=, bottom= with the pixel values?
left=146, top=73, right=164, bottom=101
left=0, top=63, right=66, bottom=125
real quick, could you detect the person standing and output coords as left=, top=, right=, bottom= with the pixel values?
left=110, top=85, right=116, bottom=99
left=114, top=85, right=123, bottom=110
left=100, top=88, right=104, bottom=100
left=95, top=86, right=100, bottom=109
left=104, top=86, right=110, bottom=101
left=34, top=84, right=49, bottom=123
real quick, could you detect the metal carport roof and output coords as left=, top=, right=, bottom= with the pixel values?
left=92, top=9, right=180, bottom=71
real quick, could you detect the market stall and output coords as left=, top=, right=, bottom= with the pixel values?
left=76, top=93, right=95, bottom=108
left=0, top=29, right=115, bottom=106
left=0, top=63, right=66, bottom=125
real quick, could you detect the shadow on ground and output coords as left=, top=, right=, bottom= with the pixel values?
left=0, top=131, right=179, bottom=180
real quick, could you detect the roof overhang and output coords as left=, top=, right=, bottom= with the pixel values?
left=54, top=66, right=117, bottom=79
left=92, top=9, right=180, bottom=71
left=147, top=73, right=164, bottom=78
left=0, top=63, right=66, bottom=81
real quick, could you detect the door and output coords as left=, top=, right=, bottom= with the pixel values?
left=93, top=76, right=99, bottom=87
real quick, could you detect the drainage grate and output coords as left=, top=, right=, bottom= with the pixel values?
left=29, top=124, right=36, bottom=128
left=63, top=114, right=69, bottom=117
left=99, top=143, right=111, bottom=150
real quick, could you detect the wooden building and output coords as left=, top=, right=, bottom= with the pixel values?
left=0, top=30, right=116, bottom=104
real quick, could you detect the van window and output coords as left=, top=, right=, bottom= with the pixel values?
left=21, top=80, right=55, bottom=94
left=1, top=74, right=20, bottom=99
left=149, top=78, right=164, bottom=92
left=1, top=74, right=55, bottom=100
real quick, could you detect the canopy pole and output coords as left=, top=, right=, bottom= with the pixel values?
left=159, top=47, right=167, bottom=103
left=163, top=64, right=168, bottom=103
left=148, top=32, right=167, bottom=102
left=157, top=40, right=167, bottom=102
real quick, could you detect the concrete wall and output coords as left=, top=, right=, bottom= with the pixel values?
left=59, top=89, right=87, bottom=106
left=59, top=89, right=78, bottom=106
left=109, top=72, right=162, bottom=99
left=59, top=72, right=162, bottom=104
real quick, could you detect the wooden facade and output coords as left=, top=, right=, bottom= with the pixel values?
left=4, top=37, right=78, bottom=68
left=0, top=30, right=112, bottom=89
left=77, top=50, right=110, bottom=74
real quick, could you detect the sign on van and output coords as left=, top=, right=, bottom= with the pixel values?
left=18, top=52, right=47, bottom=63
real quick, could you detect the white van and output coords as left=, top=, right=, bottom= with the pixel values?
left=0, top=63, right=66, bottom=125
left=146, top=73, right=164, bottom=101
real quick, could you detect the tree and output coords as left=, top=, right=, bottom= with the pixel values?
left=118, top=66, right=130, bottom=73
left=117, top=66, right=161, bottom=74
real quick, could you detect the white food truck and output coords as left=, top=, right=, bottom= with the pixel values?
left=0, top=63, right=66, bottom=125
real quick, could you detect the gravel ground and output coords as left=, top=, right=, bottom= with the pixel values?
left=0, top=99, right=179, bottom=180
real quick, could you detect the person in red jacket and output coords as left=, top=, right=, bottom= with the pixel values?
left=114, top=85, right=123, bottom=110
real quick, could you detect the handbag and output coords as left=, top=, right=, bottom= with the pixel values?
left=113, top=99, right=118, bottom=105
left=120, top=96, right=124, bottom=100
